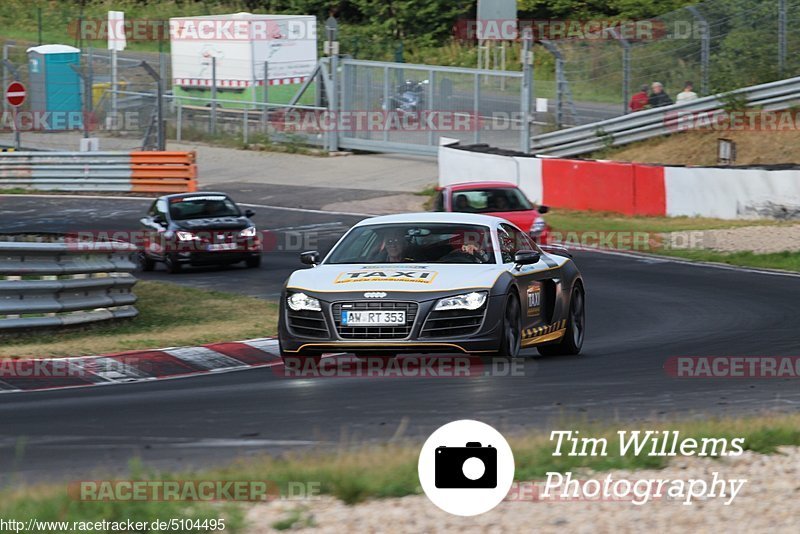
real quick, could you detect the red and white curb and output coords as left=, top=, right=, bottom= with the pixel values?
left=0, top=338, right=316, bottom=394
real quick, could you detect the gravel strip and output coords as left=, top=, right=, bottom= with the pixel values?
left=667, top=225, right=800, bottom=254
left=321, top=194, right=429, bottom=215
left=245, top=447, right=800, bottom=533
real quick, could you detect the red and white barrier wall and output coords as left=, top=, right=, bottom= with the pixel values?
left=438, top=142, right=800, bottom=219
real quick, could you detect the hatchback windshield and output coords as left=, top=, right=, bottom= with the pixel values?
left=326, top=223, right=496, bottom=264
left=169, top=195, right=241, bottom=220
left=451, top=188, right=533, bottom=213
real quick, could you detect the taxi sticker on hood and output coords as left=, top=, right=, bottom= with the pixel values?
left=334, top=269, right=439, bottom=284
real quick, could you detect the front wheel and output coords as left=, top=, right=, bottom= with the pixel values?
left=245, top=255, right=262, bottom=268
left=497, top=293, right=522, bottom=358
left=138, top=251, right=155, bottom=272
left=164, top=253, right=183, bottom=274
left=538, top=283, right=585, bottom=356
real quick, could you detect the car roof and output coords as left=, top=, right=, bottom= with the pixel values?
left=158, top=192, right=232, bottom=201
left=353, top=212, right=506, bottom=227
left=445, top=181, right=519, bottom=191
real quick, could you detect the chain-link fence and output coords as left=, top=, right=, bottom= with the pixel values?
left=547, top=0, right=800, bottom=124
left=2, top=0, right=800, bottom=152
left=0, top=44, right=329, bottom=152
left=338, top=59, right=529, bottom=154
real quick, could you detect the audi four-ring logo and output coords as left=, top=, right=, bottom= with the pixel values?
left=364, top=292, right=388, bottom=298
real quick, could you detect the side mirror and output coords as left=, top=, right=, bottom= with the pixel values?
left=244, top=209, right=255, bottom=218
left=139, top=217, right=151, bottom=226
left=537, top=205, right=550, bottom=214
left=300, top=250, right=320, bottom=266
left=514, top=250, right=541, bottom=267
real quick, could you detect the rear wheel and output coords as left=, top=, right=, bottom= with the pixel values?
left=245, top=255, right=262, bottom=268
left=497, top=293, right=521, bottom=358
left=538, top=283, right=585, bottom=356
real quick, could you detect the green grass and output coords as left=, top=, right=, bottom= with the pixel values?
left=0, top=280, right=278, bottom=357
left=271, top=507, right=316, bottom=530
left=658, top=249, right=800, bottom=272
left=547, top=209, right=785, bottom=234
left=2, top=413, right=800, bottom=528
left=1, top=460, right=246, bottom=534
left=0, top=188, right=34, bottom=194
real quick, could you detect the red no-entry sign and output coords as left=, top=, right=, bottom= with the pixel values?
left=5, top=81, right=26, bottom=107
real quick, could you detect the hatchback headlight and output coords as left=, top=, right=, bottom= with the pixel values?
left=176, top=231, right=198, bottom=241
left=530, top=217, right=547, bottom=237
left=240, top=226, right=257, bottom=238
left=434, top=291, right=487, bottom=311
left=287, top=292, right=321, bottom=312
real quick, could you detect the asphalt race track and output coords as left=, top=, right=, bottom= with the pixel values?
left=1, top=192, right=799, bottom=484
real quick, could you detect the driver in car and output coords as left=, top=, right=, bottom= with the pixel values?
left=379, top=230, right=415, bottom=262
left=456, top=230, right=492, bottom=263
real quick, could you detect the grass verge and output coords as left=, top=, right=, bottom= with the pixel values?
left=0, top=281, right=278, bottom=358
left=546, top=209, right=786, bottom=233
left=547, top=209, right=800, bottom=272
left=2, top=413, right=799, bottom=532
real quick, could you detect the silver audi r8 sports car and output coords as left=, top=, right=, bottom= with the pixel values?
left=278, top=213, right=585, bottom=358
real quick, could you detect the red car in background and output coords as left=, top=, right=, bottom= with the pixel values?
left=434, top=182, right=551, bottom=244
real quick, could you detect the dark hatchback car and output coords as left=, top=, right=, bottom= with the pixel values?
left=138, top=193, right=262, bottom=273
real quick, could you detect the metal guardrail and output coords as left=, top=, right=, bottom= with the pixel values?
left=0, top=151, right=197, bottom=193
left=531, top=76, right=800, bottom=157
left=0, top=236, right=138, bottom=331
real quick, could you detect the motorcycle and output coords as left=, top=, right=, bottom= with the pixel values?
left=380, top=79, right=429, bottom=118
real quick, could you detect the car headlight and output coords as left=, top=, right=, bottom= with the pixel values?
left=434, top=291, right=487, bottom=311
left=287, top=292, right=321, bottom=312
left=239, top=226, right=257, bottom=238
left=176, top=231, right=198, bottom=241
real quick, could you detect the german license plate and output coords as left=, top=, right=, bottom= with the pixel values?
left=207, top=243, right=238, bottom=251
left=342, top=310, right=406, bottom=326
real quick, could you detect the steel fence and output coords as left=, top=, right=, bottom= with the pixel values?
left=337, top=58, right=531, bottom=154
left=3, top=0, right=800, bottom=153
left=544, top=0, right=800, bottom=125
left=0, top=235, right=138, bottom=331
left=531, top=75, right=800, bottom=157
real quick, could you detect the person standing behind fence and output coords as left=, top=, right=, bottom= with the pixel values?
left=648, top=82, right=673, bottom=107
left=676, top=81, right=698, bottom=103
left=629, top=84, right=650, bottom=112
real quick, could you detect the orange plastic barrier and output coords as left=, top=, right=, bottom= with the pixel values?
left=130, top=151, right=198, bottom=193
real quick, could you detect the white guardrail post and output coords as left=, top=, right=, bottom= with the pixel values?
left=0, top=236, right=139, bottom=331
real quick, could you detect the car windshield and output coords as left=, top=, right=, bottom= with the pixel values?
left=452, top=188, right=533, bottom=213
left=168, top=195, right=241, bottom=220
left=325, top=223, right=496, bottom=264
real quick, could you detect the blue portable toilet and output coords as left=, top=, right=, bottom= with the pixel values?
left=27, top=44, right=83, bottom=130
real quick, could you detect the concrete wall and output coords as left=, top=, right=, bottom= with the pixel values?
left=438, top=142, right=800, bottom=219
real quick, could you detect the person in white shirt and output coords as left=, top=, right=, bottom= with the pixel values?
left=676, top=81, right=698, bottom=103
